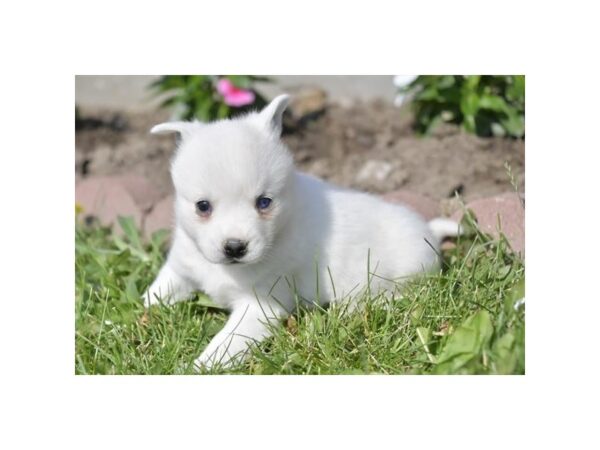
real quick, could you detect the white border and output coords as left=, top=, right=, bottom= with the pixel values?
left=3, top=0, right=599, bottom=448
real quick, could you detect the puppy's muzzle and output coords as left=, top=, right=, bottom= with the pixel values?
left=223, top=239, right=248, bottom=259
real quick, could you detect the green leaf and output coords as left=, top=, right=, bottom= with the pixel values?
left=216, top=102, right=230, bottom=119
left=464, top=75, right=481, bottom=90
left=416, top=87, right=440, bottom=101
left=460, top=92, right=479, bottom=117
left=149, top=75, right=187, bottom=93
left=437, top=75, right=456, bottom=89
left=500, top=109, right=525, bottom=138
left=409, top=304, right=424, bottom=325
left=479, top=94, right=509, bottom=113
left=195, top=97, right=214, bottom=121
left=226, top=75, right=252, bottom=89
left=506, top=75, right=525, bottom=105
left=117, top=216, right=142, bottom=251
left=492, top=332, right=517, bottom=374
left=435, top=310, right=494, bottom=374
left=124, top=276, right=140, bottom=303
left=463, top=114, right=476, bottom=133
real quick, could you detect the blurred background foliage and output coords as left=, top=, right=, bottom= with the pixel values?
left=149, top=75, right=524, bottom=139
left=150, top=75, right=270, bottom=121
left=399, top=75, right=525, bottom=138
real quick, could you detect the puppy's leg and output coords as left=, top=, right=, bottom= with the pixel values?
left=194, top=301, right=285, bottom=370
left=143, top=263, right=195, bottom=308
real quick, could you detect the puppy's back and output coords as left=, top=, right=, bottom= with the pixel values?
left=289, top=172, right=439, bottom=300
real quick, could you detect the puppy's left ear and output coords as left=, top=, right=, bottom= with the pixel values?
left=257, top=94, right=290, bottom=136
left=150, top=121, right=196, bottom=136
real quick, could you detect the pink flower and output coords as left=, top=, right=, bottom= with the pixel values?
left=217, top=78, right=255, bottom=107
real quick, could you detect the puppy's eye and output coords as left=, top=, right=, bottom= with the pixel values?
left=196, top=200, right=212, bottom=216
left=256, top=196, right=272, bottom=211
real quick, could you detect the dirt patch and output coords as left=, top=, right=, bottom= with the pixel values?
left=75, top=99, right=524, bottom=203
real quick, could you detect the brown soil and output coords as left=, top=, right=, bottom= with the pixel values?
left=75, top=100, right=524, bottom=204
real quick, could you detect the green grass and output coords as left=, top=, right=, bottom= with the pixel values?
left=75, top=215, right=525, bottom=375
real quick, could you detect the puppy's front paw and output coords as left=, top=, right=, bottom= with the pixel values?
left=193, top=348, right=227, bottom=372
left=193, top=344, right=243, bottom=372
left=143, top=264, right=194, bottom=309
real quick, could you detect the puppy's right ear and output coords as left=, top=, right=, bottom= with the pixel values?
left=150, top=121, right=197, bottom=136
left=256, top=94, right=290, bottom=137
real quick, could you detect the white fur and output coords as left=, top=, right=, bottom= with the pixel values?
left=428, top=217, right=463, bottom=241
left=144, top=94, right=456, bottom=370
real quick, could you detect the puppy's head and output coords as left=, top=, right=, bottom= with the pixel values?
left=152, top=95, right=294, bottom=265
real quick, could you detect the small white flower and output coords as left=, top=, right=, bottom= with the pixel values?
left=393, top=75, right=418, bottom=108
left=104, top=319, right=113, bottom=326
left=393, top=75, right=418, bottom=88
left=514, top=297, right=525, bottom=310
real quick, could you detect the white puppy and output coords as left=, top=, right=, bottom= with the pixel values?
left=144, top=94, right=459, bottom=370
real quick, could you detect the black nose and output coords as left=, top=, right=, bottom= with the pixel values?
left=223, top=239, right=248, bottom=258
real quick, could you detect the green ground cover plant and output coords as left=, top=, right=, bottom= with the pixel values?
left=75, top=214, right=524, bottom=375
left=399, top=75, right=525, bottom=138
